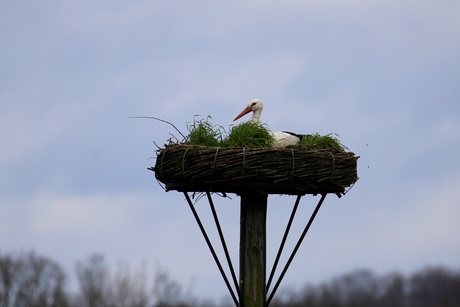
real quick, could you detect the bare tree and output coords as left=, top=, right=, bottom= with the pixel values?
left=326, top=269, right=379, bottom=307
left=3, top=249, right=459, bottom=307
left=74, top=254, right=111, bottom=307
left=376, top=272, right=405, bottom=307
left=0, top=253, right=19, bottom=307
left=152, top=269, right=192, bottom=307
left=110, top=262, right=151, bottom=307
left=409, top=266, right=460, bottom=307
left=0, top=251, right=68, bottom=307
left=73, top=254, right=204, bottom=307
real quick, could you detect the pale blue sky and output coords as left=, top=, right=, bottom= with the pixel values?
left=1, top=0, right=459, bottom=301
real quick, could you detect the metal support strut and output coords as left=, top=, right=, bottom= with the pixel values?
left=266, top=195, right=302, bottom=292
left=183, top=192, right=327, bottom=307
left=206, top=192, right=240, bottom=299
left=183, top=192, right=239, bottom=306
left=265, top=193, right=327, bottom=306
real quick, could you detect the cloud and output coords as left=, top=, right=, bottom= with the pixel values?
left=0, top=192, right=142, bottom=241
left=0, top=103, right=83, bottom=169
left=157, top=54, right=307, bottom=115
left=31, top=193, right=130, bottom=234
left=367, top=175, right=460, bottom=271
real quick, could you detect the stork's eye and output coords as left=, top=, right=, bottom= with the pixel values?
left=251, top=102, right=257, bottom=106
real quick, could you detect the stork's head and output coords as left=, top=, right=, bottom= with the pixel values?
left=233, top=99, right=263, bottom=122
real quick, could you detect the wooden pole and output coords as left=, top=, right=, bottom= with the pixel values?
left=239, top=191, right=267, bottom=307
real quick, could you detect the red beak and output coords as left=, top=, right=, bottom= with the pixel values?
left=233, top=106, right=252, bottom=121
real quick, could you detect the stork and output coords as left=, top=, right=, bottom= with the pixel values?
left=233, top=99, right=304, bottom=148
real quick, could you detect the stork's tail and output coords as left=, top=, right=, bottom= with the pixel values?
left=282, top=131, right=309, bottom=142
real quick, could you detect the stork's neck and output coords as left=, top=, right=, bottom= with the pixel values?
left=251, top=108, right=262, bottom=123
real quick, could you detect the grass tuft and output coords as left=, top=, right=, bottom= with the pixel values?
left=224, top=122, right=274, bottom=148
left=186, top=116, right=223, bottom=146
left=299, top=133, right=348, bottom=151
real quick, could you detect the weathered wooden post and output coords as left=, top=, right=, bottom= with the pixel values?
left=239, top=191, right=267, bottom=307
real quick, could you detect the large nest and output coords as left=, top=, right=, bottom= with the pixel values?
left=150, top=144, right=359, bottom=196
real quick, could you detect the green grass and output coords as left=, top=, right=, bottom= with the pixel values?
left=299, top=133, right=348, bottom=151
left=224, top=122, right=274, bottom=148
left=186, top=117, right=273, bottom=148
left=186, top=116, right=347, bottom=151
left=186, top=116, right=223, bottom=146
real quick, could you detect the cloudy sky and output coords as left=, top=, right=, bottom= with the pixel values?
left=1, top=0, right=459, bottom=301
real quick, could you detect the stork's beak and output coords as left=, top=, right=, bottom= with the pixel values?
left=233, top=106, right=252, bottom=121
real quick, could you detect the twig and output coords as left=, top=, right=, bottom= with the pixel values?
left=152, top=140, right=161, bottom=150
left=130, top=116, right=186, bottom=140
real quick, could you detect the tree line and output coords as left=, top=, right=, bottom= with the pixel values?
left=0, top=251, right=204, bottom=307
left=270, top=267, right=460, bottom=307
left=0, top=250, right=459, bottom=307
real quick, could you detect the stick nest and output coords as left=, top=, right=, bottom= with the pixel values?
left=150, top=144, right=359, bottom=195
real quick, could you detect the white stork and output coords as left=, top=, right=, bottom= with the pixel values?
left=233, top=99, right=304, bottom=148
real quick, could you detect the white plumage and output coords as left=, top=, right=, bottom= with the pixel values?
left=233, top=99, right=302, bottom=148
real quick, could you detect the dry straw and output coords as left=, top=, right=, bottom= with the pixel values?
left=151, top=144, right=358, bottom=195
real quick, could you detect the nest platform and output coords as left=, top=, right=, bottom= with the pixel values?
left=150, top=144, right=359, bottom=196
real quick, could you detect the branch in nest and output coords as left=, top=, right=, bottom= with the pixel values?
left=130, top=116, right=186, bottom=140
